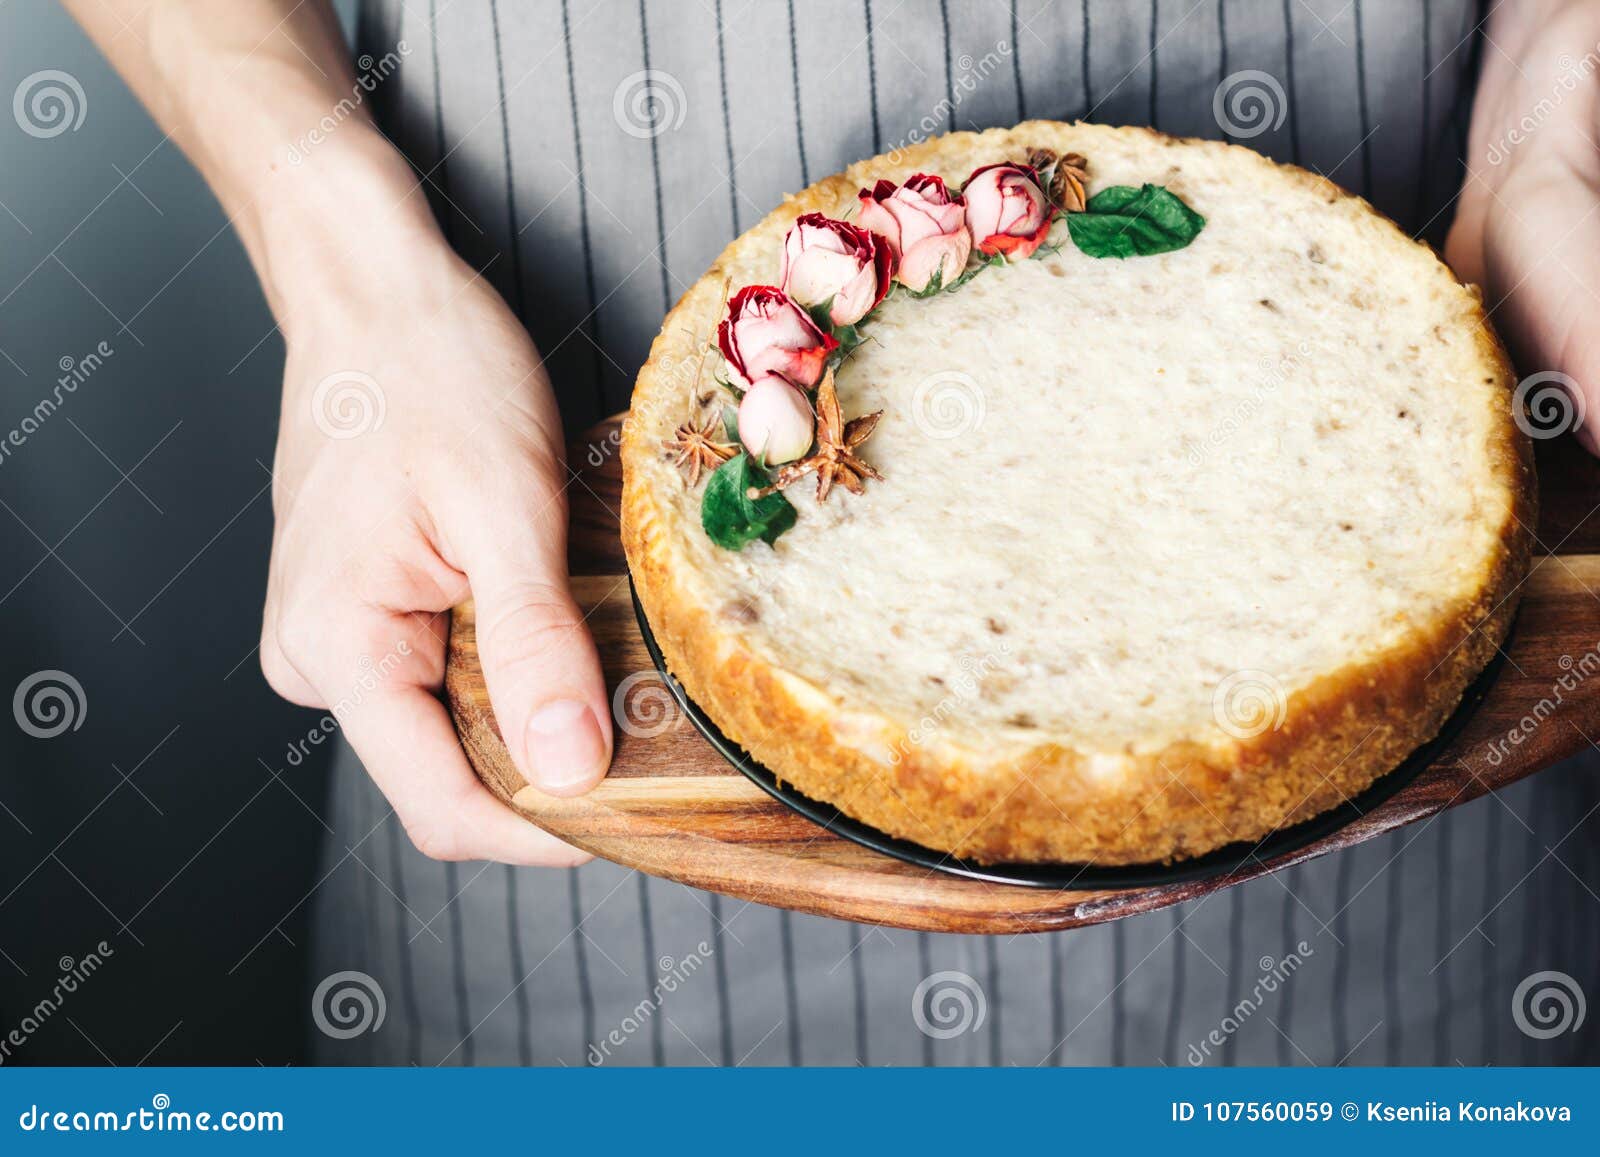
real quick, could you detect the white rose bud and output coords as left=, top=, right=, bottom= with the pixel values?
left=738, top=375, right=815, bottom=465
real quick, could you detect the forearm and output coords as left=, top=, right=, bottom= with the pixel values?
left=64, top=0, right=452, bottom=331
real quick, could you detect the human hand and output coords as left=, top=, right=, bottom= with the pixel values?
left=1446, top=1, right=1600, bottom=454
left=259, top=242, right=610, bottom=866
left=57, top=0, right=610, bottom=864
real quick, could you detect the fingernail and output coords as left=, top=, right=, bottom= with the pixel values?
left=525, top=699, right=608, bottom=794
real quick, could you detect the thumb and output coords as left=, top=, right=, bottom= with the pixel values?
left=458, top=499, right=613, bottom=798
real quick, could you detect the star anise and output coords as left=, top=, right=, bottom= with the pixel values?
left=1050, top=152, right=1089, bottom=213
left=1025, top=147, right=1058, bottom=174
left=750, top=368, right=883, bottom=503
left=663, top=412, right=736, bottom=486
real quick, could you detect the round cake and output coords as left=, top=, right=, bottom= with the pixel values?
left=620, top=121, right=1533, bottom=866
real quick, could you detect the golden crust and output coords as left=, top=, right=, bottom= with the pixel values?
left=620, top=122, right=1535, bottom=865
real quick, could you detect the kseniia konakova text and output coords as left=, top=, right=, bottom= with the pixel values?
left=1367, top=1101, right=1573, bottom=1123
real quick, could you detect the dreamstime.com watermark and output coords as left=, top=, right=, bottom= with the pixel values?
left=587, top=944, right=713, bottom=1064
left=0, top=943, right=115, bottom=1064
left=1485, top=44, right=1600, bottom=165
left=283, top=641, right=413, bottom=767
left=888, top=644, right=1011, bottom=765
left=1174, top=340, right=1315, bottom=473
left=1185, top=941, right=1313, bottom=1065
left=885, top=42, right=1013, bottom=164
left=17, top=1095, right=283, bottom=1134
left=285, top=45, right=410, bottom=165
left=0, top=341, right=114, bottom=469
left=1481, top=640, right=1600, bottom=768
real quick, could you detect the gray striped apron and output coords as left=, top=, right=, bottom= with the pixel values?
left=311, top=0, right=1600, bottom=1065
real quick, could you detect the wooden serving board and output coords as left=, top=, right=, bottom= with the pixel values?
left=446, top=416, right=1600, bottom=934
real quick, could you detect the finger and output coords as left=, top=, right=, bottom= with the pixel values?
left=338, top=679, right=593, bottom=867
left=260, top=636, right=323, bottom=707
left=260, top=577, right=323, bottom=707
left=1443, top=208, right=1488, bottom=290
left=453, top=487, right=613, bottom=798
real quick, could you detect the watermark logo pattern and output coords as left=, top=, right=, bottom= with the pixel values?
left=13, top=670, right=87, bottom=739
left=1512, top=970, right=1586, bottom=1040
left=612, top=70, right=686, bottom=139
left=1211, top=670, right=1287, bottom=740
left=912, top=970, right=986, bottom=1040
left=1212, top=69, right=1287, bottom=138
left=1512, top=370, right=1584, bottom=439
left=310, top=371, right=387, bottom=440
left=311, top=970, right=387, bottom=1039
left=910, top=370, right=986, bottom=440
left=13, top=70, right=87, bottom=139
left=611, top=670, right=682, bottom=739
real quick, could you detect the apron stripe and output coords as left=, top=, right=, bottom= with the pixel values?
left=558, top=0, right=606, bottom=412
left=709, top=893, right=734, bottom=1066
left=568, top=872, right=597, bottom=1063
left=443, top=863, right=475, bottom=1065
left=788, top=0, right=811, bottom=184
left=1383, top=850, right=1402, bottom=1062
left=505, top=867, right=533, bottom=1065
left=1011, top=1, right=1027, bottom=120
left=850, top=923, right=868, bottom=1065
left=1277, top=867, right=1297, bottom=1065
left=638, top=0, right=673, bottom=311
left=865, top=0, right=882, bottom=152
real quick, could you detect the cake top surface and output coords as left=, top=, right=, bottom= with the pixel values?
left=624, top=124, right=1517, bottom=760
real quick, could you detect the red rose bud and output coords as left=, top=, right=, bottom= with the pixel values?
left=963, top=162, right=1054, bottom=261
left=779, top=213, right=895, bottom=327
left=717, top=285, right=839, bottom=390
left=858, top=174, right=972, bottom=292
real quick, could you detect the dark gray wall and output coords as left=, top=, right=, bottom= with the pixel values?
left=0, top=2, right=349, bottom=1063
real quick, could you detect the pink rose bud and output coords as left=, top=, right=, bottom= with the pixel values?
left=779, top=213, right=895, bottom=327
left=738, top=375, right=815, bottom=465
left=717, top=285, right=839, bottom=390
left=962, top=162, right=1055, bottom=262
left=857, top=174, right=973, bottom=292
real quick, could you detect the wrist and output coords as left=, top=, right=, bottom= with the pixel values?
left=247, top=122, right=464, bottom=336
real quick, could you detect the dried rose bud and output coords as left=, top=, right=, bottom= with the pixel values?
left=717, top=285, right=838, bottom=390
left=738, top=375, right=815, bottom=465
left=963, top=162, right=1055, bottom=261
left=779, top=214, right=895, bottom=327
left=857, top=174, right=972, bottom=293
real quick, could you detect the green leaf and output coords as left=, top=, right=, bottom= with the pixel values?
left=700, top=455, right=797, bottom=551
left=807, top=295, right=870, bottom=360
left=1065, top=184, right=1205, bottom=259
left=721, top=403, right=740, bottom=445
left=903, top=267, right=946, bottom=299
left=832, top=320, right=867, bottom=355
